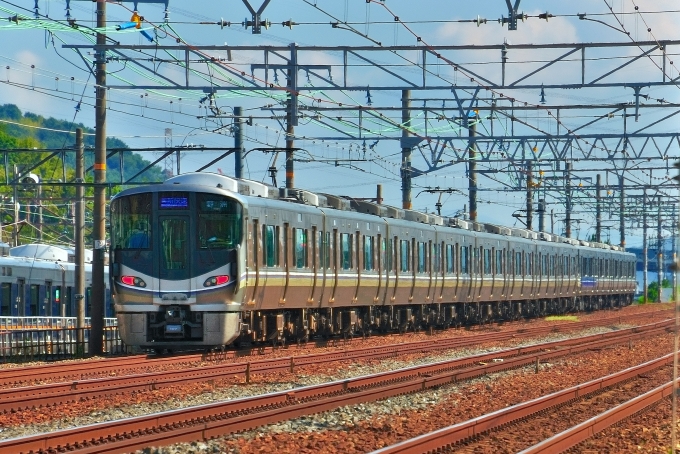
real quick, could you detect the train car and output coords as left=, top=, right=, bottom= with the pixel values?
left=0, top=244, right=111, bottom=319
left=109, top=172, right=637, bottom=350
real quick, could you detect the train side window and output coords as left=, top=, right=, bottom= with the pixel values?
left=364, top=236, right=374, bottom=271
left=433, top=243, right=441, bottom=273
left=483, top=248, right=491, bottom=275
left=496, top=249, right=503, bottom=275
left=507, top=250, right=513, bottom=275
left=341, top=233, right=352, bottom=270
left=400, top=240, right=410, bottom=272
left=446, top=244, right=454, bottom=274
left=461, top=246, right=469, bottom=275
left=263, top=225, right=278, bottom=267
left=417, top=242, right=426, bottom=273
left=515, top=252, right=522, bottom=275
left=294, top=228, right=308, bottom=269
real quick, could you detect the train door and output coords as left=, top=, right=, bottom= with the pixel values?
left=29, top=284, right=39, bottom=317
left=0, top=283, right=10, bottom=316
left=14, top=278, right=25, bottom=316
left=158, top=216, right=191, bottom=292
left=330, top=229, right=338, bottom=304
left=246, top=219, right=260, bottom=305
left=308, top=226, right=322, bottom=305
left=44, top=281, right=53, bottom=317
left=259, top=223, right=283, bottom=310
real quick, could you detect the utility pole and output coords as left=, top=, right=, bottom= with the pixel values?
left=565, top=163, right=571, bottom=238
left=90, top=0, right=107, bottom=356
left=12, top=165, right=18, bottom=247
left=596, top=174, right=602, bottom=243
left=376, top=184, right=383, bottom=204
left=538, top=199, right=545, bottom=232
left=619, top=174, right=625, bottom=248
left=401, top=89, right=412, bottom=210
left=75, top=128, right=85, bottom=351
left=526, top=161, right=532, bottom=230
left=234, top=106, right=244, bottom=178
left=468, top=113, right=477, bottom=221
left=285, top=43, right=298, bottom=190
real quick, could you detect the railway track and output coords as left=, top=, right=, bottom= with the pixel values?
left=0, top=309, right=667, bottom=387
left=370, top=352, right=674, bottom=454
left=0, top=316, right=672, bottom=414
left=0, top=318, right=672, bottom=454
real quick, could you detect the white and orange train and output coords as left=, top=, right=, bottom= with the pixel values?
left=110, top=172, right=637, bottom=350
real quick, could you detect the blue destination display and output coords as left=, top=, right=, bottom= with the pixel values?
left=160, top=196, right=188, bottom=208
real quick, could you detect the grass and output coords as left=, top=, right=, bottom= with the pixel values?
left=544, top=315, right=579, bottom=322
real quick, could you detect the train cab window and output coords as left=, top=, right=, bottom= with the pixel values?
left=197, top=194, right=243, bottom=249
left=294, top=228, right=308, bottom=268
left=400, top=240, right=410, bottom=273
left=264, top=225, right=279, bottom=267
left=110, top=193, right=152, bottom=250
left=161, top=218, right=188, bottom=270
left=364, top=236, right=374, bottom=271
left=341, top=233, right=352, bottom=270
left=461, top=246, right=469, bottom=275
left=446, top=244, right=454, bottom=274
left=496, top=250, right=503, bottom=275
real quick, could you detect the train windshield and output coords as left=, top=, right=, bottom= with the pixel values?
left=110, top=193, right=152, bottom=250
left=197, top=194, right=242, bottom=249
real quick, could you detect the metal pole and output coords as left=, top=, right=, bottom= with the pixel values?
left=12, top=165, right=18, bottom=247
left=550, top=209, right=554, bottom=234
left=565, top=163, right=571, bottom=238
left=90, top=0, right=107, bottom=356
left=401, top=89, right=412, bottom=210
left=658, top=198, right=662, bottom=303
left=538, top=199, right=545, bottom=233
left=75, top=128, right=85, bottom=350
left=643, top=188, right=648, bottom=302
left=37, top=184, right=42, bottom=243
left=596, top=174, right=602, bottom=243
left=526, top=161, right=533, bottom=230
left=468, top=114, right=477, bottom=221
left=234, top=106, right=244, bottom=178
left=619, top=174, right=626, bottom=248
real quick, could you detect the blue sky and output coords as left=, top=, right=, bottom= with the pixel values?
left=1, top=0, right=679, bottom=248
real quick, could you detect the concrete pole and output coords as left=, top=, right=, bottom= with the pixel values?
left=234, top=106, right=244, bottom=178
left=90, top=0, right=107, bottom=356
left=75, top=128, right=85, bottom=349
left=538, top=199, right=545, bottom=233
left=401, top=89, right=412, bottom=210
left=468, top=115, right=477, bottom=221
left=526, top=162, right=533, bottom=230
left=285, top=44, right=297, bottom=190
left=596, top=174, right=602, bottom=243
left=376, top=184, right=383, bottom=204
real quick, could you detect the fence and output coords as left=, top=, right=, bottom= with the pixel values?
left=0, top=317, right=129, bottom=361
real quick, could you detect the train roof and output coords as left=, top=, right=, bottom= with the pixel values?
left=10, top=244, right=94, bottom=263
left=114, top=172, right=630, bottom=256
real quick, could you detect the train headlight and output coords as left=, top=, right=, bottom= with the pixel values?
left=120, top=275, right=147, bottom=288
left=203, top=275, right=230, bottom=287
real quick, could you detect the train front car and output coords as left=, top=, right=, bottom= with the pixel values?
left=110, top=178, right=246, bottom=350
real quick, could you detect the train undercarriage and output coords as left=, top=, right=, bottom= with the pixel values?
left=236, top=294, right=633, bottom=346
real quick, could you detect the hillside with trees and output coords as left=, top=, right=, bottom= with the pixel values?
left=0, top=104, right=165, bottom=246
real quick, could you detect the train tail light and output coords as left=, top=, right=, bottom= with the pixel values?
left=204, top=275, right=230, bottom=287
left=120, top=276, right=147, bottom=288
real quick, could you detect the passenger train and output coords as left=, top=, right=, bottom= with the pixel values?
left=0, top=243, right=112, bottom=319
left=110, top=172, right=637, bottom=350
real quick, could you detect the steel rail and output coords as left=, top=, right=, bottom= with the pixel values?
left=0, top=319, right=672, bottom=454
left=0, top=319, right=671, bottom=414
left=0, top=309, right=666, bottom=387
left=518, top=380, right=676, bottom=453
left=371, top=354, right=675, bottom=454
